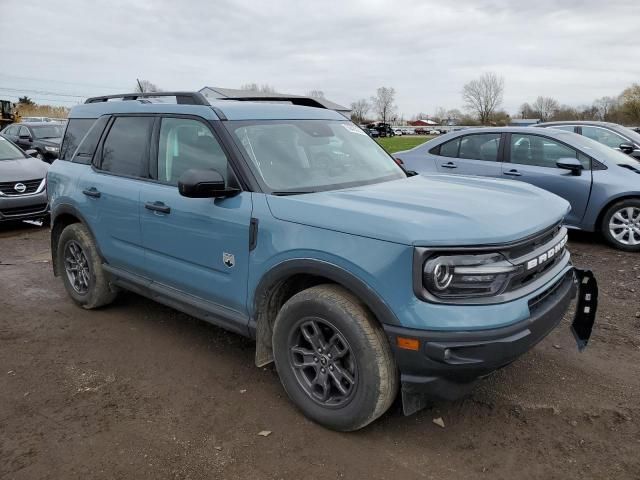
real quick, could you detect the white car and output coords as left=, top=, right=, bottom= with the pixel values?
left=429, top=129, right=441, bottom=135
left=393, top=128, right=403, bottom=136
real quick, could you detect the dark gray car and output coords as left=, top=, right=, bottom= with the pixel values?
left=395, top=127, right=640, bottom=251
left=0, top=135, right=49, bottom=222
left=536, top=121, right=640, bottom=161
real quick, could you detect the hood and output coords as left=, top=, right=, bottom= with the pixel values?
left=37, top=137, right=61, bottom=146
left=266, top=175, right=570, bottom=246
left=0, top=157, right=49, bottom=181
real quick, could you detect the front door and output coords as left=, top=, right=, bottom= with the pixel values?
left=139, top=116, right=252, bottom=318
left=502, top=132, right=592, bottom=227
left=434, top=133, right=503, bottom=177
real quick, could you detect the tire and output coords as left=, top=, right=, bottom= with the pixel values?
left=272, top=284, right=398, bottom=431
left=601, top=199, right=640, bottom=252
left=57, top=223, right=117, bottom=309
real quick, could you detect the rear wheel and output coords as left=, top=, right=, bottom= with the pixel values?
left=273, top=284, right=398, bottom=431
left=57, top=223, right=117, bottom=308
left=601, top=199, right=640, bottom=251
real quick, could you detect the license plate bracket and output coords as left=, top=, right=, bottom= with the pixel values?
left=571, top=268, right=598, bottom=351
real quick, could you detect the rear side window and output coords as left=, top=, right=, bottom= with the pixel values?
left=100, top=116, right=153, bottom=177
left=71, top=117, right=109, bottom=165
left=458, top=134, right=501, bottom=161
left=59, top=118, right=97, bottom=160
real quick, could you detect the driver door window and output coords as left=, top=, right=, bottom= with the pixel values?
left=155, top=117, right=231, bottom=185
left=509, top=134, right=589, bottom=169
left=581, top=126, right=627, bottom=149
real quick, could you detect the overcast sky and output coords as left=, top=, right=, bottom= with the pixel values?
left=3, top=0, right=639, bottom=118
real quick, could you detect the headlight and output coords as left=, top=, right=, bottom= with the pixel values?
left=423, top=253, right=521, bottom=299
left=44, top=146, right=58, bottom=152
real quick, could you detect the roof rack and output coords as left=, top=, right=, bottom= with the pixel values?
left=221, top=96, right=328, bottom=110
left=85, top=91, right=210, bottom=105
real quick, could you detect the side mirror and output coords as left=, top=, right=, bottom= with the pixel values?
left=25, top=149, right=38, bottom=157
left=556, top=157, right=583, bottom=176
left=619, top=143, right=635, bottom=154
left=178, top=168, right=239, bottom=198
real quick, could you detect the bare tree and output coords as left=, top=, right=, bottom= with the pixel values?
left=134, top=79, right=161, bottom=93
left=350, top=99, right=370, bottom=123
left=519, top=102, right=535, bottom=118
left=593, top=96, right=617, bottom=121
left=434, top=107, right=447, bottom=122
left=307, top=90, right=325, bottom=99
left=532, top=96, right=559, bottom=121
left=462, top=72, right=504, bottom=125
left=240, top=83, right=277, bottom=94
left=371, top=87, right=397, bottom=125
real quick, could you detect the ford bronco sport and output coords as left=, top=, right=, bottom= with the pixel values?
left=48, top=92, right=598, bottom=431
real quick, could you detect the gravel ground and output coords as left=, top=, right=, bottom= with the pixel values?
left=1, top=222, right=639, bottom=479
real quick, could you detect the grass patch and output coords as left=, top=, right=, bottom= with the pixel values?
left=376, top=135, right=434, bottom=153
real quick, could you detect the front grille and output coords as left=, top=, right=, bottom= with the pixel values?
left=0, top=179, right=43, bottom=196
left=504, top=224, right=569, bottom=293
left=0, top=203, right=48, bottom=217
left=528, top=271, right=572, bottom=313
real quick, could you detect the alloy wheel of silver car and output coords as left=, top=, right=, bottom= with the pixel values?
left=64, top=240, right=91, bottom=294
left=608, top=206, right=640, bottom=246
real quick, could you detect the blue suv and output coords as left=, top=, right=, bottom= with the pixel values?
left=48, top=92, right=598, bottom=431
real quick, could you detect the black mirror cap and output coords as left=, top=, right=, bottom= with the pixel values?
left=178, top=168, right=239, bottom=198
left=556, top=157, right=584, bottom=175
left=619, top=143, right=635, bottom=154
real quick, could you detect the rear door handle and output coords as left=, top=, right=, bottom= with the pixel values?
left=441, top=161, right=457, bottom=169
left=504, top=169, right=522, bottom=177
left=82, top=188, right=101, bottom=198
left=145, top=201, right=171, bottom=214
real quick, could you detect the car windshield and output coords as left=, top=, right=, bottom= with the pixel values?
left=226, top=120, right=405, bottom=193
left=554, top=131, right=638, bottom=165
left=32, top=125, right=63, bottom=139
left=0, top=136, right=25, bottom=160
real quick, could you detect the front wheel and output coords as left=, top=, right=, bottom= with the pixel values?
left=273, top=284, right=398, bottom=431
left=601, top=199, right=640, bottom=251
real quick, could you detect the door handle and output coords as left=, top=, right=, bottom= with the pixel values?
left=441, top=161, right=457, bottom=169
left=145, top=201, right=171, bottom=214
left=82, top=188, right=101, bottom=198
left=504, top=169, right=522, bottom=177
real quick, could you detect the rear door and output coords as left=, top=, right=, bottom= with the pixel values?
left=139, top=115, right=253, bottom=322
left=78, top=115, right=154, bottom=274
left=502, top=132, right=592, bottom=226
left=433, top=133, right=504, bottom=177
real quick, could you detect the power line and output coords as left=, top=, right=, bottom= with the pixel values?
left=0, top=73, right=128, bottom=92
left=0, top=86, right=87, bottom=98
left=0, top=93, right=81, bottom=105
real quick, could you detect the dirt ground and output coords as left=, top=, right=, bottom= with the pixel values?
left=1, top=222, right=638, bottom=480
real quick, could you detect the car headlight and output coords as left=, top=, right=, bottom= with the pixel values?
left=422, top=253, right=522, bottom=299
left=44, top=146, right=58, bottom=152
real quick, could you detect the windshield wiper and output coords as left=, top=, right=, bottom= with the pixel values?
left=271, top=190, right=317, bottom=196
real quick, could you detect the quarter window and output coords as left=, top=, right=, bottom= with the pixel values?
left=156, top=117, right=231, bottom=185
left=59, top=118, right=97, bottom=160
left=581, top=126, right=627, bottom=149
left=510, top=134, right=590, bottom=169
left=458, top=134, right=501, bottom=161
left=551, top=125, right=577, bottom=133
left=438, top=138, right=460, bottom=158
left=100, top=117, right=153, bottom=177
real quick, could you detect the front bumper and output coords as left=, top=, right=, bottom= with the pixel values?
left=0, top=190, right=49, bottom=222
left=385, top=268, right=597, bottom=415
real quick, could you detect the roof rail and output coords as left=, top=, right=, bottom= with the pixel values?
left=221, top=96, right=328, bottom=110
left=85, top=91, right=210, bottom=106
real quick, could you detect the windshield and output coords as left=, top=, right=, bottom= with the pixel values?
left=32, top=125, right=63, bottom=139
left=225, top=120, right=405, bottom=193
left=0, top=136, right=25, bottom=160
left=554, top=131, right=638, bottom=165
